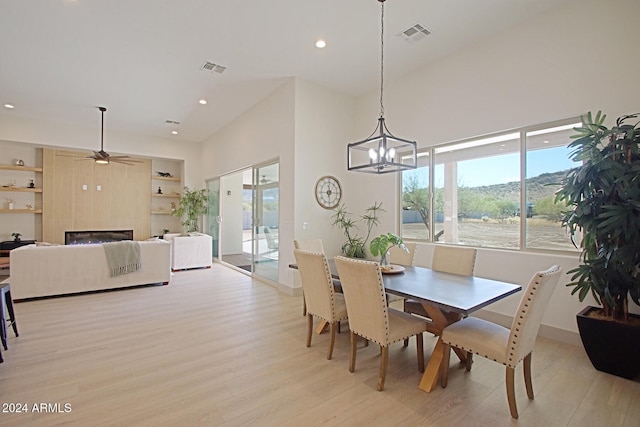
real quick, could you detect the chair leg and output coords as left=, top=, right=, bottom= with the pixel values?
left=349, top=331, right=357, bottom=373
left=506, top=366, right=519, bottom=419
left=441, top=343, right=451, bottom=388
left=302, top=294, right=307, bottom=316
left=4, top=288, right=17, bottom=337
left=378, top=346, right=389, bottom=391
left=416, top=333, right=424, bottom=373
left=524, top=353, right=534, bottom=399
left=465, top=351, right=473, bottom=371
left=306, top=314, right=313, bottom=348
left=327, top=322, right=337, bottom=360
left=0, top=293, right=6, bottom=351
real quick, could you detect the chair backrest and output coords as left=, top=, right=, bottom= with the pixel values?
left=389, top=242, right=417, bottom=266
left=334, top=256, right=390, bottom=346
left=506, top=265, right=562, bottom=367
left=432, top=245, right=477, bottom=276
left=294, top=249, right=337, bottom=321
left=293, top=239, right=325, bottom=254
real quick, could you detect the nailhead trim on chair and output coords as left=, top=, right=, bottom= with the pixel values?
left=441, top=268, right=557, bottom=368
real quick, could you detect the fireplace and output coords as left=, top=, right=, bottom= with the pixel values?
left=65, top=230, right=134, bottom=245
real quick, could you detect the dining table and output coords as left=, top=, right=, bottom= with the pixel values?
left=290, top=259, right=521, bottom=392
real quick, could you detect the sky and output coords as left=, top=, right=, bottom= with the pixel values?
left=406, top=145, right=578, bottom=188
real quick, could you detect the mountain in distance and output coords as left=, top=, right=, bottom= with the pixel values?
left=469, top=170, right=568, bottom=203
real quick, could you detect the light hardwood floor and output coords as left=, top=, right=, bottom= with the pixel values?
left=1, top=264, right=639, bottom=426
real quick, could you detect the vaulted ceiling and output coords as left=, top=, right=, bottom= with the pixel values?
left=0, top=0, right=568, bottom=143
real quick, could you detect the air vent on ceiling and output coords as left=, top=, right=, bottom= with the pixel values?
left=397, top=24, right=431, bottom=43
left=200, top=61, right=227, bottom=74
left=165, top=120, right=181, bottom=125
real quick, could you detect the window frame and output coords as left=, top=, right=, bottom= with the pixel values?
left=398, top=116, right=582, bottom=254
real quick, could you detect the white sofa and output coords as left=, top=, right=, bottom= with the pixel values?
left=163, top=233, right=212, bottom=271
left=10, top=240, right=171, bottom=299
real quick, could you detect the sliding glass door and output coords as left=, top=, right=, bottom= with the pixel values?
left=205, top=178, right=220, bottom=258
left=215, top=161, right=279, bottom=282
left=253, top=162, right=279, bottom=282
left=219, top=168, right=252, bottom=272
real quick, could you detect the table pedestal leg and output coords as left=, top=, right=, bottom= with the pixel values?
left=418, top=304, right=462, bottom=392
left=316, top=320, right=328, bottom=334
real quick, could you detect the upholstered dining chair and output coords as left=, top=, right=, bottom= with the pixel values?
left=294, top=239, right=344, bottom=314
left=388, top=242, right=417, bottom=267
left=334, top=256, right=428, bottom=391
left=440, top=264, right=562, bottom=419
left=294, top=239, right=328, bottom=316
left=293, top=249, right=348, bottom=360
left=403, top=245, right=477, bottom=318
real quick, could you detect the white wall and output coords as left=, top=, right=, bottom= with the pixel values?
left=292, top=79, right=357, bottom=258
left=200, top=79, right=295, bottom=289
left=342, top=0, right=640, bottom=338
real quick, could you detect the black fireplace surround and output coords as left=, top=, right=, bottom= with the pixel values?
left=65, top=230, right=133, bottom=245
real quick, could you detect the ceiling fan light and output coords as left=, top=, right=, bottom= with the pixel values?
left=95, top=158, right=109, bottom=165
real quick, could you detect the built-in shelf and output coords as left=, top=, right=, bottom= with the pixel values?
left=0, top=187, right=42, bottom=193
left=151, top=211, right=174, bottom=215
left=152, top=175, right=181, bottom=182
left=152, top=193, right=180, bottom=198
left=0, top=209, right=42, bottom=214
left=0, top=165, right=43, bottom=172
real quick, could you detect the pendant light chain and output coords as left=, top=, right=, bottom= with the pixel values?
left=379, top=0, right=385, bottom=119
left=346, top=0, right=417, bottom=174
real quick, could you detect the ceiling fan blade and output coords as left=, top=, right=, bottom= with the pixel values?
left=111, top=159, right=140, bottom=166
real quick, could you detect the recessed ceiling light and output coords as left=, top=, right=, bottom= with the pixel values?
left=4, top=104, right=15, bottom=109
left=199, top=99, right=207, bottom=105
left=171, top=130, right=178, bottom=135
left=315, top=39, right=326, bottom=49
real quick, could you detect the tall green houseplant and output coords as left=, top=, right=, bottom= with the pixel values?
left=331, top=202, right=384, bottom=258
left=555, top=111, right=640, bottom=321
left=173, top=187, right=210, bottom=233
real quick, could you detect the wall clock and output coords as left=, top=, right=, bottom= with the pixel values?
left=315, top=175, right=342, bottom=209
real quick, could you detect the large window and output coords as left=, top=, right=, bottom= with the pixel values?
left=400, top=118, right=581, bottom=251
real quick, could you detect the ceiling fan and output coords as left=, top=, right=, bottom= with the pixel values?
left=87, top=107, right=141, bottom=165
left=259, top=175, right=272, bottom=184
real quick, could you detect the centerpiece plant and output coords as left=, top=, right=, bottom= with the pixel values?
left=370, top=232, right=408, bottom=267
left=331, top=202, right=384, bottom=258
left=554, top=111, right=640, bottom=378
left=172, top=187, right=210, bottom=233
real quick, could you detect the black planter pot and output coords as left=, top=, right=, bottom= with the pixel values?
left=577, top=306, right=640, bottom=380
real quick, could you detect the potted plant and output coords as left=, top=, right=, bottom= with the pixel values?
left=370, top=232, right=408, bottom=268
left=554, top=111, right=640, bottom=379
left=331, top=202, right=384, bottom=258
left=11, top=232, right=21, bottom=243
left=172, top=187, right=210, bottom=233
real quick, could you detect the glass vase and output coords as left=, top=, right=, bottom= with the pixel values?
left=380, top=250, right=391, bottom=269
